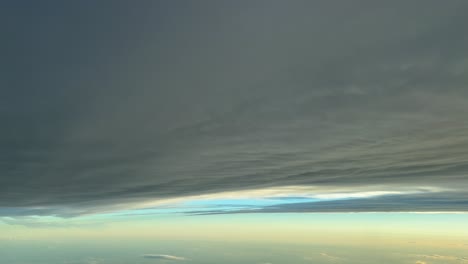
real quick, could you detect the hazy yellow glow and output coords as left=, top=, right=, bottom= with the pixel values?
left=2, top=213, right=468, bottom=251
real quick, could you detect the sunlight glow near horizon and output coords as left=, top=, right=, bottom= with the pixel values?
left=2, top=212, right=468, bottom=248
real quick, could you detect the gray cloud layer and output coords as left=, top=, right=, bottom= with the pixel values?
left=1, top=1, right=468, bottom=215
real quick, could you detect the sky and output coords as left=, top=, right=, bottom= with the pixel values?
left=1, top=1, right=468, bottom=263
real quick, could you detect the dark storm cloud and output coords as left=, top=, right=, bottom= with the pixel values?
left=1, top=0, right=468, bottom=215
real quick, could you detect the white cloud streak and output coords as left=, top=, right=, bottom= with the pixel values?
left=142, top=254, right=187, bottom=261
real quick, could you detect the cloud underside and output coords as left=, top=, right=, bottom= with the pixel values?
left=1, top=1, right=468, bottom=216
left=187, top=192, right=468, bottom=215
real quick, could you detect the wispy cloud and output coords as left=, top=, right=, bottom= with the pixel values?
left=0, top=216, right=105, bottom=228
left=64, top=258, right=102, bottom=264
left=412, top=254, right=468, bottom=263
left=304, top=253, right=344, bottom=262
left=142, top=254, right=187, bottom=261
left=319, top=253, right=343, bottom=261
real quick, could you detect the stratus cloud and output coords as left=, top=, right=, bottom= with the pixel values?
left=1, top=1, right=468, bottom=216
left=142, top=254, right=187, bottom=261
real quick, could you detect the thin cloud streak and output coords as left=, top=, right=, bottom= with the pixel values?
left=142, top=254, right=187, bottom=261
left=187, top=191, right=468, bottom=215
